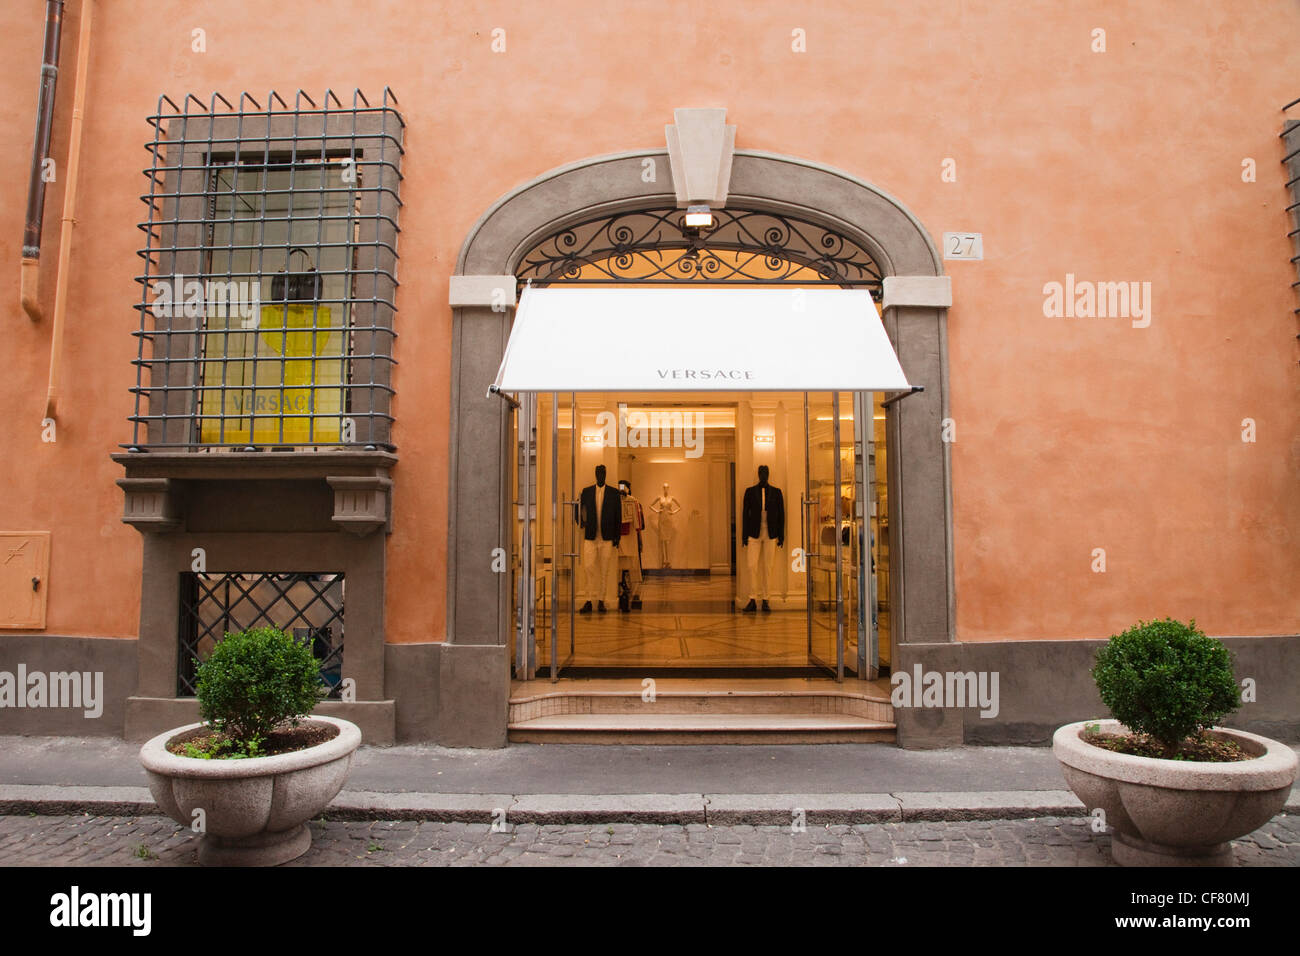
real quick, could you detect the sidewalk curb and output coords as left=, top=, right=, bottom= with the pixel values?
left=1, top=785, right=1294, bottom=825
left=0, top=785, right=1084, bottom=824
left=0, top=785, right=157, bottom=818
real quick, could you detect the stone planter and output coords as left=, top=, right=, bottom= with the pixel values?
left=139, top=717, right=361, bottom=866
left=1053, top=719, right=1297, bottom=866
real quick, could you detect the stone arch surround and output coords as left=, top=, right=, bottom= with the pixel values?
left=438, top=149, right=955, bottom=746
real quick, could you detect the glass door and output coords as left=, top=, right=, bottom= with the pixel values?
left=856, top=391, right=879, bottom=679
left=512, top=393, right=537, bottom=679
left=803, top=391, right=863, bottom=680
left=804, top=392, right=842, bottom=677
left=513, top=391, right=577, bottom=680
left=840, top=391, right=864, bottom=678
left=541, top=392, right=577, bottom=679
left=870, top=391, right=891, bottom=675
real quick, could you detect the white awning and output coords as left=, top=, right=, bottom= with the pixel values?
left=490, top=286, right=911, bottom=393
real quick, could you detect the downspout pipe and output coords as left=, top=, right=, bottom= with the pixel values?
left=22, top=0, right=64, bottom=322
left=45, top=0, right=92, bottom=420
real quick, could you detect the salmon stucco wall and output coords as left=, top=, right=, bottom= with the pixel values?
left=0, top=1, right=1296, bottom=647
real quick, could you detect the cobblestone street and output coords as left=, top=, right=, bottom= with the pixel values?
left=2, top=812, right=1297, bottom=866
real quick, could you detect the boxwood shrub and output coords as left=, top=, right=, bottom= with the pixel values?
left=194, top=626, right=325, bottom=750
left=1091, top=617, right=1240, bottom=756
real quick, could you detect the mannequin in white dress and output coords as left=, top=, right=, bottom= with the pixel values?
left=649, top=482, right=682, bottom=568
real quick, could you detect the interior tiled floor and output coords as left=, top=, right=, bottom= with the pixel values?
left=532, top=574, right=871, bottom=671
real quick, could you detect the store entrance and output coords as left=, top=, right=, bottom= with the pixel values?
left=510, top=390, right=892, bottom=681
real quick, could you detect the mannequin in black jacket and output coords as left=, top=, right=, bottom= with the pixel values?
left=741, top=465, right=784, bottom=612
left=577, top=464, right=621, bottom=612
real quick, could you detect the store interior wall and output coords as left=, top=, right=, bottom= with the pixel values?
left=627, top=435, right=730, bottom=573
left=534, top=392, right=814, bottom=607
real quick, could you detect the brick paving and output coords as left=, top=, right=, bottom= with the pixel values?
left=0, top=812, right=1296, bottom=866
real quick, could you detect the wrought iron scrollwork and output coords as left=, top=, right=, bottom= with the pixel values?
left=517, top=206, right=882, bottom=292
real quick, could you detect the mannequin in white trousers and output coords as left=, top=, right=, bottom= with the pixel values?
left=582, top=539, right=617, bottom=607
left=746, top=518, right=776, bottom=605
left=741, top=466, right=785, bottom=612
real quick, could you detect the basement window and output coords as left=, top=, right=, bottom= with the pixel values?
left=178, top=571, right=346, bottom=699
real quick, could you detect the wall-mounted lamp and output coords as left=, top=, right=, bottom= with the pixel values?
left=683, top=204, right=715, bottom=233
left=754, top=434, right=775, bottom=444
left=581, top=434, right=603, bottom=444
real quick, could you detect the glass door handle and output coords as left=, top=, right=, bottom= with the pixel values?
left=561, top=497, right=580, bottom=557
left=801, top=497, right=820, bottom=558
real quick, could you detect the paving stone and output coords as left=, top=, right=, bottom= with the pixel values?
left=2, top=812, right=1294, bottom=867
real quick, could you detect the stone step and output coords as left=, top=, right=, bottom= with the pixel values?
left=509, top=690, right=892, bottom=723
left=507, top=711, right=897, bottom=745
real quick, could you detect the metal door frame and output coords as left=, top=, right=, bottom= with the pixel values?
left=514, top=391, right=578, bottom=681
left=521, top=388, right=873, bottom=682
left=514, top=392, right=537, bottom=679
left=551, top=392, right=576, bottom=679
left=855, top=390, right=879, bottom=679
left=803, top=390, right=879, bottom=681
left=804, top=391, right=847, bottom=679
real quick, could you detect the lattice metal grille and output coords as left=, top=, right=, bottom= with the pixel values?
left=178, top=572, right=345, bottom=698
left=516, top=205, right=883, bottom=294
left=129, top=89, right=403, bottom=450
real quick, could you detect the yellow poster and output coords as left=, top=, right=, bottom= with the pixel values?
left=198, top=304, right=345, bottom=444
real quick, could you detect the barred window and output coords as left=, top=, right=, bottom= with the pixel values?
left=130, top=90, right=403, bottom=451
left=179, top=572, right=346, bottom=699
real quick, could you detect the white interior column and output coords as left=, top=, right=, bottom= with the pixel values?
left=782, top=394, right=808, bottom=610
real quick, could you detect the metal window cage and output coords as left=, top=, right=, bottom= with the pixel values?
left=1281, top=100, right=1300, bottom=327
left=178, top=571, right=346, bottom=699
left=128, top=89, right=404, bottom=451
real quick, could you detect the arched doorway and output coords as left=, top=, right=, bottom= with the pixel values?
left=510, top=203, right=888, bottom=682
left=440, top=149, right=953, bottom=746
